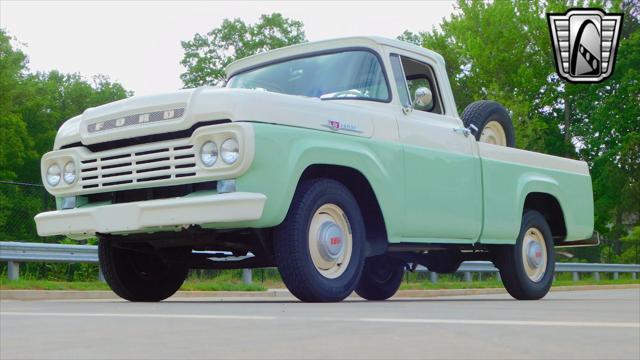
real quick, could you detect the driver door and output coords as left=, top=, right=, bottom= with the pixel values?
left=390, top=54, right=482, bottom=243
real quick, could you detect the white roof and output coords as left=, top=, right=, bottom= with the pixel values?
left=225, top=36, right=445, bottom=78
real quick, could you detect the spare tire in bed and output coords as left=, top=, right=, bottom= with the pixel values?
left=461, top=100, right=515, bottom=147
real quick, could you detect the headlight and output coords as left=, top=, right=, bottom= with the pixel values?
left=63, top=161, right=76, bottom=184
left=46, top=164, right=61, bottom=186
left=200, top=141, right=218, bottom=167
left=221, top=138, right=239, bottom=164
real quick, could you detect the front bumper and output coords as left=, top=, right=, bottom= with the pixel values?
left=34, top=192, right=267, bottom=238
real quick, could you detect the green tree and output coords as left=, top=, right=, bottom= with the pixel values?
left=16, top=71, right=130, bottom=182
left=573, top=25, right=640, bottom=252
left=401, top=1, right=559, bottom=152
left=180, top=13, right=306, bottom=87
left=0, top=29, right=35, bottom=181
left=618, top=226, right=640, bottom=264
left=0, top=29, right=130, bottom=243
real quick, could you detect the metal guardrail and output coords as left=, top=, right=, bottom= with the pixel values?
left=417, top=261, right=640, bottom=282
left=0, top=242, right=98, bottom=263
left=0, top=242, right=100, bottom=281
left=1, top=241, right=639, bottom=283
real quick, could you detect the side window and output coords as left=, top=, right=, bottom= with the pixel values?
left=393, top=55, right=444, bottom=114
left=389, top=54, right=411, bottom=108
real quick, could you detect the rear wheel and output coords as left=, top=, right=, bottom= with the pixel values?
left=495, top=210, right=555, bottom=300
left=98, top=240, right=188, bottom=302
left=274, top=178, right=366, bottom=302
left=356, top=255, right=405, bottom=301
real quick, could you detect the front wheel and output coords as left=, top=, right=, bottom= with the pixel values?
left=495, top=210, right=555, bottom=300
left=99, top=240, right=188, bottom=302
left=274, top=178, right=366, bottom=302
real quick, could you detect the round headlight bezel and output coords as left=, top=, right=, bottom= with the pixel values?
left=46, top=164, right=61, bottom=187
left=200, top=141, right=218, bottom=167
left=63, top=161, right=77, bottom=184
left=220, top=138, right=240, bottom=164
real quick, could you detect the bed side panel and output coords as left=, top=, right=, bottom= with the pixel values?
left=478, top=144, right=594, bottom=244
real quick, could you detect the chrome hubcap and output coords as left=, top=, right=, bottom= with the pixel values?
left=526, top=242, right=543, bottom=268
left=480, top=121, right=507, bottom=146
left=317, top=221, right=345, bottom=261
left=522, top=227, right=547, bottom=282
left=309, top=204, right=352, bottom=279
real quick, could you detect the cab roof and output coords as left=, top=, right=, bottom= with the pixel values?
left=225, top=36, right=445, bottom=78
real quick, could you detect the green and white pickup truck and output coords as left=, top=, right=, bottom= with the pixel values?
left=35, top=36, right=595, bottom=302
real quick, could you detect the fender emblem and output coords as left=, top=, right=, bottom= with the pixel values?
left=322, top=119, right=362, bottom=133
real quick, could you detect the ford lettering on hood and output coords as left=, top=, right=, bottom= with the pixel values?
left=87, top=108, right=185, bottom=133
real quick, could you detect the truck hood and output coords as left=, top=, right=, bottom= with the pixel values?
left=54, top=87, right=383, bottom=150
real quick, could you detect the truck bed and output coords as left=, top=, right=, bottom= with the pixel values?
left=477, top=142, right=594, bottom=244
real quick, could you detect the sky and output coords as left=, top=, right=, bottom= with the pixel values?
left=1, top=0, right=456, bottom=95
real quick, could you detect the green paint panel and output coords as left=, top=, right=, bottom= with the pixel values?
left=479, top=157, right=594, bottom=244
left=64, top=122, right=593, bottom=246
left=401, top=144, right=482, bottom=242
left=214, top=123, right=593, bottom=246
left=233, top=123, right=406, bottom=240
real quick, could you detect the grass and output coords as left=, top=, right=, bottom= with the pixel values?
left=0, top=278, right=267, bottom=292
left=180, top=279, right=266, bottom=292
left=1, top=273, right=637, bottom=292
left=0, top=279, right=111, bottom=291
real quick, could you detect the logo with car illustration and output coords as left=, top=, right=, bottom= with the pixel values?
left=547, top=8, right=623, bottom=83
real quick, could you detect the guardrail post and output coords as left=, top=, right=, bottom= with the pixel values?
left=7, top=261, right=19, bottom=280
left=242, top=269, right=252, bottom=285
left=593, top=272, right=600, bottom=281
left=429, top=272, right=438, bottom=283
left=613, top=272, right=619, bottom=280
left=572, top=272, right=579, bottom=282
left=98, top=268, right=105, bottom=282
left=632, top=272, right=637, bottom=280
left=496, top=272, right=501, bottom=282
left=463, top=272, right=472, bottom=283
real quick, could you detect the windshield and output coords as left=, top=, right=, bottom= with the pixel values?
left=226, top=50, right=390, bottom=102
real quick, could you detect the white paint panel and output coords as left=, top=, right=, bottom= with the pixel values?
left=478, top=142, right=589, bottom=175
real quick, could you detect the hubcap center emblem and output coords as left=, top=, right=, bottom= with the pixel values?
left=318, top=221, right=345, bottom=261
left=527, top=242, right=544, bottom=268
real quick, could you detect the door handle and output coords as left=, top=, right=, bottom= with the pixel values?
left=453, top=127, right=471, bottom=137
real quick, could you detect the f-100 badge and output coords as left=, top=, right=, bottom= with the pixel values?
left=547, top=8, right=623, bottom=83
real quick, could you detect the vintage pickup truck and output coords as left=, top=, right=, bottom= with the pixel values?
left=35, top=36, right=595, bottom=302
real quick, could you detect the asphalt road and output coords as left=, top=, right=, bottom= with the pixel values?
left=1, top=288, right=639, bottom=360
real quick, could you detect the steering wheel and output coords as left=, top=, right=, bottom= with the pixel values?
left=320, top=89, right=364, bottom=99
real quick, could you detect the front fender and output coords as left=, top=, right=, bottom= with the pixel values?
left=233, top=123, right=404, bottom=239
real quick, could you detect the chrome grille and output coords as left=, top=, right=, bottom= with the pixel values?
left=79, top=144, right=196, bottom=190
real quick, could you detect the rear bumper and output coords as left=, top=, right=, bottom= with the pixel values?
left=34, top=192, right=267, bottom=238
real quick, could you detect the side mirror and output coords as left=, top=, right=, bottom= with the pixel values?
left=413, top=87, right=433, bottom=109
